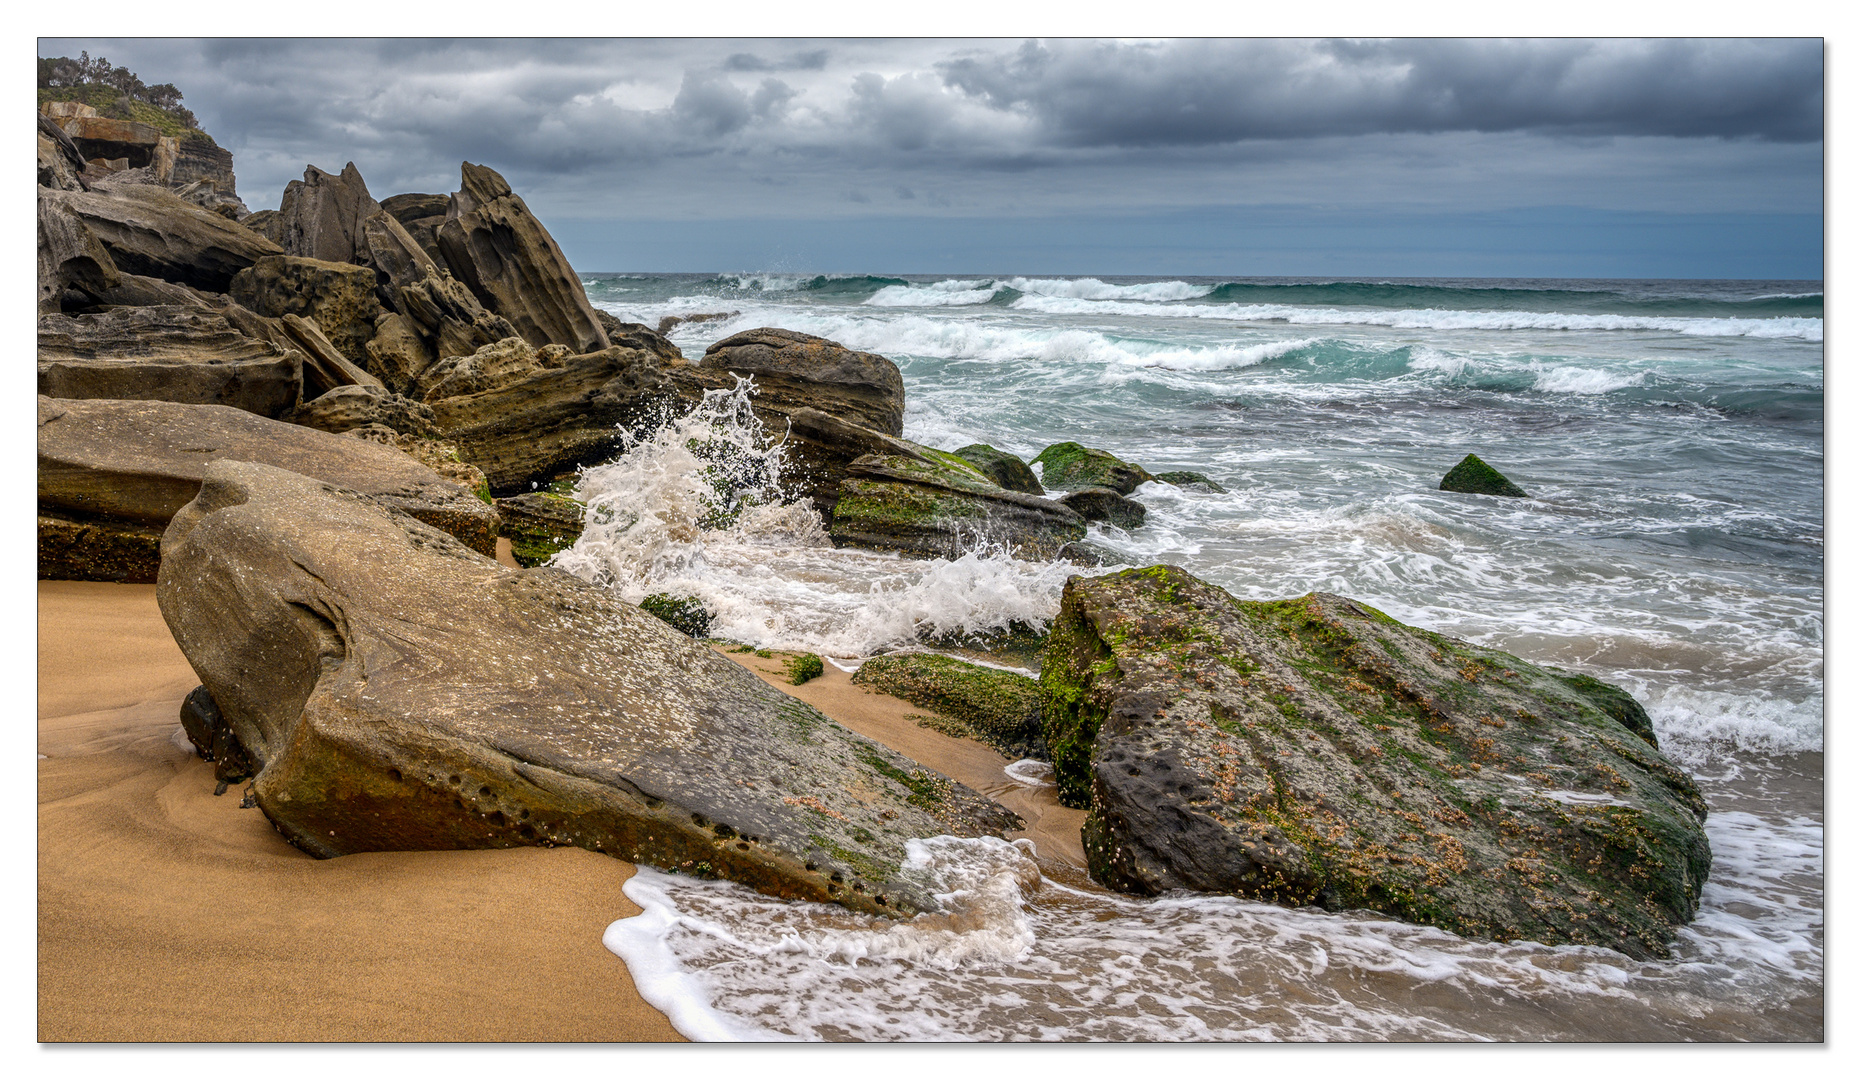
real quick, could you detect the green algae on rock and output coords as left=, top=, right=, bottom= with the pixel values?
left=785, top=652, right=825, bottom=685
left=828, top=450, right=1085, bottom=560
left=852, top=653, right=1047, bottom=761
left=157, top=460, right=1021, bottom=918
left=1038, top=564, right=1711, bottom=959
left=1152, top=470, right=1228, bottom=494
left=1031, top=442, right=1154, bottom=495
left=1440, top=453, right=1529, bottom=498
left=952, top=444, right=1045, bottom=495
left=640, top=593, right=712, bottom=638
left=494, top=491, right=585, bottom=568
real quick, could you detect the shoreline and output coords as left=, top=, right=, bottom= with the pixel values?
left=36, top=577, right=1080, bottom=1042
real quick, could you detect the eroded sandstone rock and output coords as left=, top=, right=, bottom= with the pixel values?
left=45, top=182, right=283, bottom=292
left=229, top=255, right=383, bottom=362
left=277, top=162, right=381, bottom=266
left=38, top=306, right=301, bottom=418
left=1039, top=565, right=1712, bottom=959
left=156, top=460, right=1019, bottom=914
left=38, top=396, right=497, bottom=582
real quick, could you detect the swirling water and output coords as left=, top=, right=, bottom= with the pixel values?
left=564, top=273, right=1821, bottom=1041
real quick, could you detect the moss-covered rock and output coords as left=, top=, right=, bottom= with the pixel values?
left=1152, top=470, right=1228, bottom=494
left=828, top=451, right=1086, bottom=560
left=1440, top=454, right=1528, bottom=498
left=1032, top=442, right=1154, bottom=495
left=1039, top=564, right=1711, bottom=959
left=495, top=492, right=584, bottom=567
left=853, top=653, right=1046, bottom=760
left=952, top=444, right=1044, bottom=495
left=640, top=593, right=712, bottom=638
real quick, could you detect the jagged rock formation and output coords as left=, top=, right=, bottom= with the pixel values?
left=38, top=396, right=498, bottom=581
left=229, top=255, right=383, bottom=362
left=43, top=183, right=282, bottom=292
left=156, top=460, right=1019, bottom=915
left=277, top=163, right=381, bottom=266
left=1039, top=564, right=1712, bottom=959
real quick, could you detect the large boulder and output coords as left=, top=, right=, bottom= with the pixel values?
left=156, top=459, right=1019, bottom=915
left=1039, top=565, right=1712, bottom=960
left=1057, top=486, right=1146, bottom=529
left=38, top=396, right=498, bottom=582
left=38, top=306, right=301, bottom=418
left=828, top=448, right=1087, bottom=560
left=277, top=162, right=381, bottom=266
left=282, top=385, right=438, bottom=438
left=427, top=343, right=674, bottom=493
left=44, top=183, right=284, bottom=292
left=229, top=255, right=383, bottom=362
left=435, top=162, right=610, bottom=354
left=688, top=328, right=905, bottom=437
left=1032, top=442, right=1154, bottom=495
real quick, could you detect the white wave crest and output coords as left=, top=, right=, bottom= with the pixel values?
left=866, top=281, right=1000, bottom=307
left=1531, top=366, right=1644, bottom=394
left=1004, top=276, right=1214, bottom=302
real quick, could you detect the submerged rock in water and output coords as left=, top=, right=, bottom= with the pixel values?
left=1057, top=486, right=1147, bottom=529
left=853, top=653, right=1046, bottom=761
left=157, top=460, right=1020, bottom=916
left=828, top=449, right=1086, bottom=561
left=952, top=444, right=1044, bottom=495
left=1440, top=454, right=1529, bottom=498
left=1039, top=564, right=1711, bottom=959
left=1032, top=442, right=1154, bottom=495
left=1152, top=470, right=1228, bottom=494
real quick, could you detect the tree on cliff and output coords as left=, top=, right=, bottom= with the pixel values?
left=38, top=51, right=204, bottom=139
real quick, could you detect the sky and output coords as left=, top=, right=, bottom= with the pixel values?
left=38, top=37, right=1825, bottom=279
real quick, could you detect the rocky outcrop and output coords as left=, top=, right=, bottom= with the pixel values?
left=658, top=311, right=737, bottom=335
left=361, top=210, right=523, bottom=371
left=1058, top=486, right=1146, bottom=529
left=45, top=183, right=283, bottom=292
left=952, top=444, right=1044, bottom=495
left=38, top=396, right=498, bottom=581
left=37, top=188, right=118, bottom=314
left=410, top=335, right=554, bottom=403
left=283, top=385, right=438, bottom=437
left=277, top=163, right=381, bottom=266
left=156, top=459, right=1019, bottom=915
left=435, top=162, right=609, bottom=354
left=427, top=344, right=674, bottom=493
left=362, top=312, right=437, bottom=394
left=1032, top=442, right=1154, bottom=495
left=38, top=116, right=90, bottom=192
left=38, top=306, right=301, bottom=418
left=828, top=449, right=1087, bottom=560
left=170, top=140, right=238, bottom=198
left=494, top=492, right=585, bottom=567
left=852, top=654, right=1046, bottom=760
left=76, top=272, right=221, bottom=312
left=1039, top=565, right=1712, bottom=959
left=688, top=328, right=905, bottom=436
left=379, top=192, right=449, bottom=263
left=54, top=115, right=164, bottom=171
left=1441, top=454, right=1528, bottom=498
left=229, top=255, right=383, bottom=362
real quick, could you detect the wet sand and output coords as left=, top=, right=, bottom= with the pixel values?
left=37, top=578, right=1075, bottom=1042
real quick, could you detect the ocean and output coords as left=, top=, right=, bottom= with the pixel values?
left=558, top=273, right=1823, bottom=1041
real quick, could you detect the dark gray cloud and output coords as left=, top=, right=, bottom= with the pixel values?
left=38, top=37, right=1823, bottom=225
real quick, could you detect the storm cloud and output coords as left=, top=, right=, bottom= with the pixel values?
left=38, top=37, right=1824, bottom=274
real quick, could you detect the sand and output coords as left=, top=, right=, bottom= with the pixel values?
left=37, top=579, right=1081, bottom=1043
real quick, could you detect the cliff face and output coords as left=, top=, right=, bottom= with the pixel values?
left=172, top=140, right=237, bottom=198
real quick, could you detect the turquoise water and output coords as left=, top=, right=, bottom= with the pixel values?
left=572, top=273, right=1822, bottom=1041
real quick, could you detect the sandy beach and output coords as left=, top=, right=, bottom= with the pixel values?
left=37, top=574, right=1078, bottom=1043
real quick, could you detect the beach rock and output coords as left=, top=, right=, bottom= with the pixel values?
left=658, top=311, right=738, bottom=335
left=216, top=307, right=382, bottom=399
left=156, top=459, right=1020, bottom=915
left=411, top=335, right=544, bottom=403
left=379, top=192, right=449, bottom=264
left=170, top=140, right=239, bottom=200
left=852, top=654, right=1046, bottom=760
left=229, top=255, right=383, bottom=362
left=426, top=344, right=673, bottom=493
left=38, top=306, right=301, bottom=418
left=174, top=178, right=248, bottom=221
left=436, top=162, right=610, bottom=354
left=342, top=427, right=488, bottom=498
left=828, top=449, right=1087, bottom=560
left=277, top=162, right=381, bottom=266
left=1032, top=442, right=1154, bottom=495
left=1152, top=470, right=1228, bottom=494
left=73, top=272, right=220, bottom=312
left=953, top=444, right=1044, bottom=495
left=640, top=594, right=712, bottom=638
left=44, top=183, right=283, bottom=292
left=1058, top=486, right=1147, bottom=529
left=179, top=685, right=257, bottom=788
left=494, top=492, right=585, bottom=567
left=37, top=188, right=119, bottom=314
left=381, top=259, right=523, bottom=365
left=691, top=328, right=905, bottom=436
left=1441, top=454, right=1529, bottom=498
left=283, top=385, right=438, bottom=438
left=38, top=396, right=498, bottom=581
left=363, top=312, right=438, bottom=393
left=240, top=208, right=284, bottom=245
left=1039, top=564, right=1712, bottom=959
